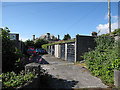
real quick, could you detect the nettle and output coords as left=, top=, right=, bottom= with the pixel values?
left=82, top=35, right=120, bottom=86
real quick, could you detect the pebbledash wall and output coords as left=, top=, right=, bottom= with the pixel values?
left=47, top=35, right=96, bottom=63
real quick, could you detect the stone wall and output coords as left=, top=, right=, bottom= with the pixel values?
left=114, top=69, right=120, bottom=87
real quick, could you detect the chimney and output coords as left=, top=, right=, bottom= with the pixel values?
left=33, top=35, right=35, bottom=40
left=51, top=36, right=54, bottom=40
left=91, top=32, right=97, bottom=37
left=16, top=34, right=19, bottom=41
left=57, top=35, right=60, bottom=40
left=47, top=33, right=50, bottom=40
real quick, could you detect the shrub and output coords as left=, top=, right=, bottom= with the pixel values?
left=1, top=28, right=18, bottom=72
left=1, top=70, right=35, bottom=89
left=34, top=39, right=48, bottom=48
left=14, top=55, right=29, bottom=74
left=82, top=35, right=120, bottom=86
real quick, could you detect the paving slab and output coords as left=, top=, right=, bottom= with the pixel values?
left=41, top=54, right=108, bottom=89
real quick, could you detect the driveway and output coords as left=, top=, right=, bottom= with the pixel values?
left=39, top=54, right=108, bottom=89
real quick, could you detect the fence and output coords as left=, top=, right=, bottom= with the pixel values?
left=47, top=35, right=96, bottom=63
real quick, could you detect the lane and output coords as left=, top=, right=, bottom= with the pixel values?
left=41, top=54, right=108, bottom=89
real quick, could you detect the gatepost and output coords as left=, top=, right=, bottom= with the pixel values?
left=114, top=69, right=120, bottom=87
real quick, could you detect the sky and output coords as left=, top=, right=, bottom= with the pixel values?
left=2, top=2, right=118, bottom=41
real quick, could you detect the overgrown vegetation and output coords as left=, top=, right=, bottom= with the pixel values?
left=101, top=28, right=120, bottom=37
left=24, top=39, right=35, bottom=48
left=82, top=29, right=120, bottom=87
left=34, top=38, right=48, bottom=48
left=1, top=27, right=36, bottom=89
left=2, top=27, right=23, bottom=72
left=1, top=71, right=35, bottom=89
left=24, top=38, right=49, bottom=49
left=63, top=34, right=71, bottom=40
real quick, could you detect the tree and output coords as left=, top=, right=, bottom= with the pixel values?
left=24, top=40, right=34, bottom=48
left=63, top=34, right=71, bottom=40
left=35, top=39, right=48, bottom=48
left=2, top=27, right=18, bottom=72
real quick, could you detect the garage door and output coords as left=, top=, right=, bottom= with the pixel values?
left=67, top=43, right=75, bottom=62
left=61, top=44, right=65, bottom=60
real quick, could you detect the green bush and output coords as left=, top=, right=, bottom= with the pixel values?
left=111, top=28, right=120, bottom=35
left=14, top=55, right=29, bottom=74
left=1, top=70, right=35, bottom=89
left=1, top=27, right=30, bottom=72
left=1, top=28, right=18, bottom=72
left=82, top=35, right=120, bottom=86
left=35, top=39, right=48, bottom=48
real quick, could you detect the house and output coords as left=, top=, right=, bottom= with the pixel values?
left=33, top=33, right=60, bottom=42
left=9, top=33, right=19, bottom=41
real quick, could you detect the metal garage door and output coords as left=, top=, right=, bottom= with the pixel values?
left=52, top=45, right=55, bottom=56
left=67, top=43, right=75, bottom=62
left=61, top=44, right=65, bottom=60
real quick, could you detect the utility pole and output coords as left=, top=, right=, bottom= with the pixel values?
left=108, top=0, right=111, bottom=33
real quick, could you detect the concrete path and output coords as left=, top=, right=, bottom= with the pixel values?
left=40, top=54, right=108, bottom=89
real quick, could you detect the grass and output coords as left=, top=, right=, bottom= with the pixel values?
left=42, top=39, right=75, bottom=50
left=76, top=61, right=87, bottom=67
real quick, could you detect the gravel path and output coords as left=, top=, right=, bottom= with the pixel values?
left=40, top=54, right=108, bottom=89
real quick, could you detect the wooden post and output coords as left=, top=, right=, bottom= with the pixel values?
left=108, top=0, right=111, bottom=33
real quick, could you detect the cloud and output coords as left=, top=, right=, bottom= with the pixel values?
left=96, top=14, right=118, bottom=35
left=96, top=22, right=118, bottom=35
left=19, top=36, right=28, bottom=41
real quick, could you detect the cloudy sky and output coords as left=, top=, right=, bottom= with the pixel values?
left=2, top=2, right=118, bottom=41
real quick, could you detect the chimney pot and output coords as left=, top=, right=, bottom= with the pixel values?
left=91, top=32, right=97, bottom=37
left=57, top=35, right=60, bottom=40
left=33, top=35, right=35, bottom=40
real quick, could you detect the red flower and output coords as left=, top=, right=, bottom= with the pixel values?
left=39, top=58, right=42, bottom=62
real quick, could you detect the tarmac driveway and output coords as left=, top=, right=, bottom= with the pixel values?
left=40, top=54, right=108, bottom=89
